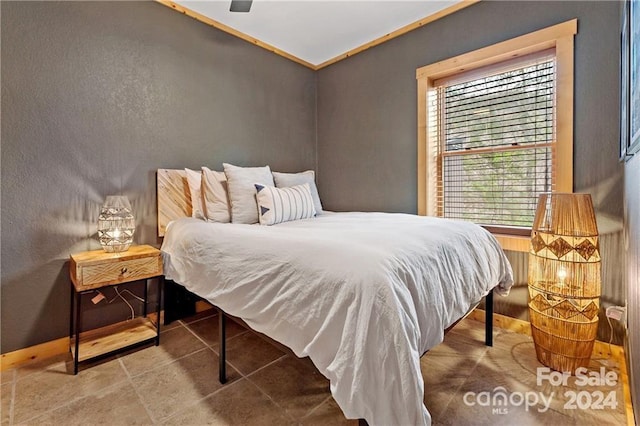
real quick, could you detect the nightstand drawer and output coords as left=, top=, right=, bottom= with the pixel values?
left=70, top=245, right=162, bottom=290
left=77, top=256, right=161, bottom=289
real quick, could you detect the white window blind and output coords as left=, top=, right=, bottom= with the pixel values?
left=429, top=50, right=556, bottom=233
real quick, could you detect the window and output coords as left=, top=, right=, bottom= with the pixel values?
left=434, top=51, right=556, bottom=231
left=416, top=20, right=577, bottom=246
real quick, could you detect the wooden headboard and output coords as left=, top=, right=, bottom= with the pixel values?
left=157, top=169, right=191, bottom=237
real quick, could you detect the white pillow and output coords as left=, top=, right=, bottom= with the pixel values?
left=254, top=183, right=316, bottom=225
left=184, top=168, right=206, bottom=220
left=272, top=170, right=323, bottom=215
left=201, top=167, right=231, bottom=223
left=223, top=163, right=275, bottom=224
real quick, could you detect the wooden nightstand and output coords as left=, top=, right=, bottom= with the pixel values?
left=69, top=244, right=163, bottom=374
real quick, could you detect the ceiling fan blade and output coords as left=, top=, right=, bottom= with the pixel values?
left=230, top=0, right=252, bottom=12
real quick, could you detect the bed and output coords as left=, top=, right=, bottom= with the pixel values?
left=157, top=168, right=514, bottom=426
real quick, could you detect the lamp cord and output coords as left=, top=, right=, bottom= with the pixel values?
left=103, top=287, right=145, bottom=320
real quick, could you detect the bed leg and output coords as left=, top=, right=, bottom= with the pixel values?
left=485, top=289, right=493, bottom=347
left=219, top=309, right=227, bottom=384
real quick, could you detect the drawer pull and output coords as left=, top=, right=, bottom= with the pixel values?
left=121, top=267, right=128, bottom=274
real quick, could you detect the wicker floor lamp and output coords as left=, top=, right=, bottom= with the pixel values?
left=528, top=193, right=601, bottom=373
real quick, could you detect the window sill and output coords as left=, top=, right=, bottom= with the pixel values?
left=493, top=234, right=530, bottom=253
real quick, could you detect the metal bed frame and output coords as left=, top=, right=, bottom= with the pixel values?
left=163, top=281, right=494, bottom=386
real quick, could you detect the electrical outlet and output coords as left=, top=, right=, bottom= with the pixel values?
left=605, top=306, right=626, bottom=324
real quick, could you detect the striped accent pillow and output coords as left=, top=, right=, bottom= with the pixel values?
left=254, top=183, right=316, bottom=225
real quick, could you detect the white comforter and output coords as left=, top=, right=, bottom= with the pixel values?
left=161, top=212, right=513, bottom=425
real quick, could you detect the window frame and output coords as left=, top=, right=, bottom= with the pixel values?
left=416, top=19, right=577, bottom=252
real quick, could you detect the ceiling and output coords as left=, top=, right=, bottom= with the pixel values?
left=171, top=0, right=467, bottom=68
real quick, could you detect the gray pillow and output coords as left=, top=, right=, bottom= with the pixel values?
left=272, top=170, right=323, bottom=215
left=223, top=163, right=275, bottom=224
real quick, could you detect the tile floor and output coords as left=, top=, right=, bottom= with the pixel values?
left=1, top=312, right=628, bottom=425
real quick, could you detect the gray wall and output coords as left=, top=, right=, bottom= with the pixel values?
left=317, top=0, right=621, bottom=216
left=624, top=154, right=639, bottom=421
left=0, top=0, right=629, bottom=356
left=316, top=1, right=626, bottom=343
left=1, top=1, right=316, bottom=353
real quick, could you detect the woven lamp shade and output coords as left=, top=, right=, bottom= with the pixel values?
left=528, top=193, right=601, bottom=373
